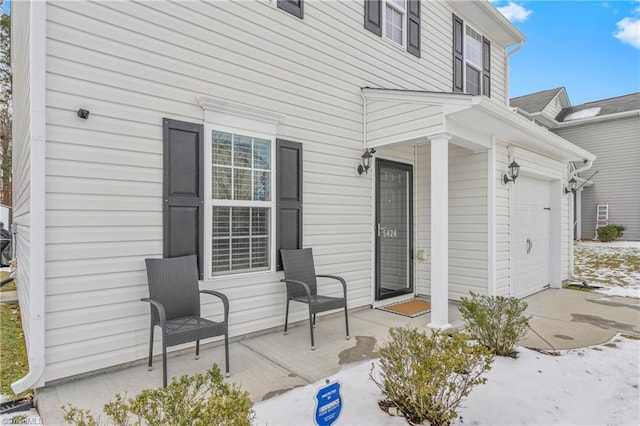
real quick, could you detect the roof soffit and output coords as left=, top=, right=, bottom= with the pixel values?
left=450, top=0, right=525, bottom=46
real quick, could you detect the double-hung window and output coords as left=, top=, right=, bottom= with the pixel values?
left=164, top=99, right=300, bottom=279
left=453, top=14, right=491, bottom=97
left=464, top=26, right=483, bottom=96
left=210, top=130, right=274, bottom=276
left=384, top=0, right=406, bottom=46
left=365, top=0, right=421, bottom=57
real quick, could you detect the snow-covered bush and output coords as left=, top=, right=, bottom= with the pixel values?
left=459, top=292, right=529, bottom=357
left=370, top=327, right=493, bottom=426
left=62, top=364, right=254, bottom=426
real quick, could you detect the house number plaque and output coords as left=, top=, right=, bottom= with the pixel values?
left=380, top=226, right=397, bottom=238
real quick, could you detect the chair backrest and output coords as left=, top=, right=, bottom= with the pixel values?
left=280, top=248, right=318, bottom=298
left=145, top=255, right=201, bottom=322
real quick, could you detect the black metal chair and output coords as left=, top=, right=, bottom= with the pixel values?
left=280, top=248, right=349, bottom=350
left=142, top=255, right=229, bottom=387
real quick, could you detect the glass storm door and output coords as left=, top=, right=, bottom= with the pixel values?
left=375, top=159, right=413, bottom=301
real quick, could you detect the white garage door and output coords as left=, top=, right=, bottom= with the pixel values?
left=512, top=176, right=551, bottom=298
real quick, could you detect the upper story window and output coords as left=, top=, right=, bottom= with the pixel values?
left=464, top=26, right=483, bottom=95
left=384, top=0, right=406, bottom=46
left=277, top=0, right=304, bottom=19
left=365, top=0, right=421, bottom=58
left=453, top=14, right=491, bottom=97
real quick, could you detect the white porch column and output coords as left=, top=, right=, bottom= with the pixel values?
left=575, top=189, right=582, bottom=240
left=428, top=134, right=452, bottom=330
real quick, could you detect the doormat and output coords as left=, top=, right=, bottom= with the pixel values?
left=378, top=300, right=431, bottom=318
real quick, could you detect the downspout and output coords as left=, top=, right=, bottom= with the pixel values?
left=569, top=159, right=593, bottom=180
left=361, top=89, right=368, bottom=149
left=567, top=159, right=594, bottom=280
left=12, top=0, right=47, bottom=394
left=504, top=42, right=524, bottom=106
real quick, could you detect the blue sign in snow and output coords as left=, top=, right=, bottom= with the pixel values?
left=314, top=380, right=342, bottom=426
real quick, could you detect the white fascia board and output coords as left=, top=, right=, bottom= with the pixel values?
left=554, top=110, right=640, bottom=128
left=473, top=98, right=597, bottom=162
left=450, top=0, right=525, bottom=46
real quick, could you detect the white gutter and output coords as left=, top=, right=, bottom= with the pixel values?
left=12, top=0, right=47, bottom=394
left=569, top=159, right=594, bottom=180
left=504, top=42, right=524, bottom=106
left=555, top=110, right=640, bottom=128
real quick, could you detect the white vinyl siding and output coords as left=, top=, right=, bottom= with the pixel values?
left=11, top=0, right=34, bottom=351
left=415, top=144, right=488, bottom=300
left=544, top=95, right=564, bottom=120
left=365, top=101, right=445, bottom=148
left=18, top=0, right=516, bottom=381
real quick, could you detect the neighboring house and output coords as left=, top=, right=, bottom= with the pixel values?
left=511, top=89, right=640, bottom=241
left=11, top=0, right=594, bottom=391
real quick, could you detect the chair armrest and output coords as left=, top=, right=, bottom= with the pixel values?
left=316, top=274, right=347, bottom=297
left=280, top=278, right=312, bottom=303
left=200, top=290, right=230, bottom=322
left=141, top=297, right=167, bottom=329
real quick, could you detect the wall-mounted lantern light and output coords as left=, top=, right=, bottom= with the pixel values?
left=564, top=177, right=578, bottom=194
left=357, top=148, right=376, bottom=175
left=502, top=159, right=520, bottom=184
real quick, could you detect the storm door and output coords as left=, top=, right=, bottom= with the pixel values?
left=375, top=159, right=413, bottom=301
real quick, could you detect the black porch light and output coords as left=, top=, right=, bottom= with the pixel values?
left=502, top=159, right=520, bottom=184
left=357, top=148, right=376, bottom=175
left=564, top=177, right=578, bottom=194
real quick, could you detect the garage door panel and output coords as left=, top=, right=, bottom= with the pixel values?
left=513, top=176, right=551, bottom=298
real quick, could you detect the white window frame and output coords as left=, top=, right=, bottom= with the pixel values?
left=464, top=24, right=483, bottom=95
left=199, top=97, right=283, bottom=279
left=383, top=0, right=406, bottom=47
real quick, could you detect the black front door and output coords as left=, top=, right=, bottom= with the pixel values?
left=375, top=159, right=413, bottom=301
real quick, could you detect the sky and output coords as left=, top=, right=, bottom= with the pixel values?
left=495, top=0, right=640, bottom=105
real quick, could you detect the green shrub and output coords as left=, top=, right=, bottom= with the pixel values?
left=459, top=292, right=530, bottom=357
left=370, top=327, right=493, bottom=426
left=62, top=365, right=254, bottom=426
left=597, top=224, right=626, bottom=242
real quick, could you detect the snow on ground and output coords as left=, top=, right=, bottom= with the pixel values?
left=570, top=241, right=640, bottom=298
left=253, top=334, right=640, bottom=426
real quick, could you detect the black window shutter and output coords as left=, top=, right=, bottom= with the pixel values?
left=452, top=14, right=464, bottom=93
left=162, top=118, right=204, bottom=279
left=407, top=0, right=421, bottom=57
left=276, top=139, right=303, bottom=271
left=482, top=36, right=491, bottom=97
left=278, top=0, right=304, bottom=19
left=364, top=0, right=382, bottom=36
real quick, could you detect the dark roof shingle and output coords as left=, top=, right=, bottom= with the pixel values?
left=510, top=87, right=565, bottom=114
left=556, top=92, right=640, bottom=122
